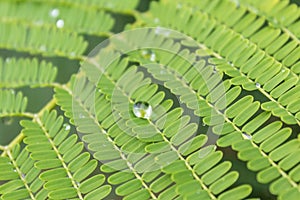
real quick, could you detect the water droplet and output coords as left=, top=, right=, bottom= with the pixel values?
left=2, top=117, right=13, bottom=125
left=34, top=20, right=44, bottom=26
left=56, top=19, right=64, bottom=28
left=154, top=18, right=160, bottom=24
left=202, top=122, right=207, bottom=126
left=212, top=66, right=217, bottom=74
left=49, top=8, right=59, bottom=18
left=281, top=69, right=286, bottom=72
left=155, top=27, right=170, bottom=37
left=63, top=124, right=71, bottom=131
left=79, top=113, right=85, bottom=119
left=21, top=173, right=25, bottom=179
left=104, top=2, right=113, bottom=8
left=141, top=49, right=156, bottom=61
left=242, top=132, right=252, bottom=140
left=177, top=3, right=182, bottom=9
left=39, top=45, right=46, bottom=51
left=69, top=52, right=76, bottom=57
left=255, top=82, right=261, bottom=88
left=5, top=58, right=11, bottom=63
left=133, top=102, right=152, bottom=119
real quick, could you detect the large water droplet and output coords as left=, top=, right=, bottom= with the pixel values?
left=133, top=102, right=152, bottom=119
left=56, top=19, right=64, bottom=28
left=49, top=8, right=59, bottom=18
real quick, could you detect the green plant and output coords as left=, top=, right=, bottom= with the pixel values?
left=0, top=0, right=300, bottom=199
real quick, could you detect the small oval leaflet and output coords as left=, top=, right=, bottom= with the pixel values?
left=133, top=101, right=152, bottom=119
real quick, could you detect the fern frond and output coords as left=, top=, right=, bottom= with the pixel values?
left=239, top=0, right=300, bottom=39
left=54, top=44, right=254, bottom=199
left=100, top=28, right=300, bottom=198
left=0, top=21, right=87, bottom=59
left=0, top=1, right=113, bottom=36
left=20, top=110, right=111, bottom=199
left=137, top=1, right=300, bottom=126
left=0, top=144, right=46, bottom=200
left=233, top=133, right=300, bottom=199
left=171, top=0, right=300, bottom=70
left=0, top=57, right=57, bottom=88
left=0, top=90, right=27, bottom=117
left=30, top=0, right=139, bottom=13
left=0, top=0, right=299, bottom=199
left=55, top=76, right=160, bottom=199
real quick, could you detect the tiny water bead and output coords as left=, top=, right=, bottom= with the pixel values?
left=39, top=45, right=46, bottom=52
left=141, top=49, right=156, bottom=62
left=1, top=117, right=13, bottom=125
left=49, top=8, right=59, bottom=18
left=133, top=102, right=152, bottom=119
left=255, top=82, right=261, bottom=88
left=56, top=19, right=64, bottom=28
left=63, top=124, right=71, bottom=131
left=242, top=132, right=252, bottom=140
left=155, top=27, right=171, bottom=37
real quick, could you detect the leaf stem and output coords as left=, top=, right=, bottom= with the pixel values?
left=6, top=148, right=36, bottom=200
left=1, top=132, right=25, bottom=157
left=34, top=114, right=84, bottom=200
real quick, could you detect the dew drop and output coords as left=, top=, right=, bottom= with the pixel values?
left=56, top=19, right=64, bottom=28
left=212, top=66, right=217, bottom=74
left=242, top=132, right=252, bottom=140
left=5, top=58, right=11, bottom=63
left=69, top=52, right=76, bottom=57
left=63, top=124, right=71, bottom=131
left=39, top=45, right=46, bottom=52
left=141, top=49, right=156, bottom=61
left=155, top=27, right=170, bottom=37
left=21, top=173, right=25, bottom=179
left=255, top=82, right=261, bottom=88
left=2, top=117, right=13, bottom=125
left=34, top=20, right=44, bottom=26
left=79, top=113, right=85, bottom=119
left=49, top=8, right=59, bottom=18
left=177, top=3, right=182, bottom=9
left=133, top=101, right=152, bottom=119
